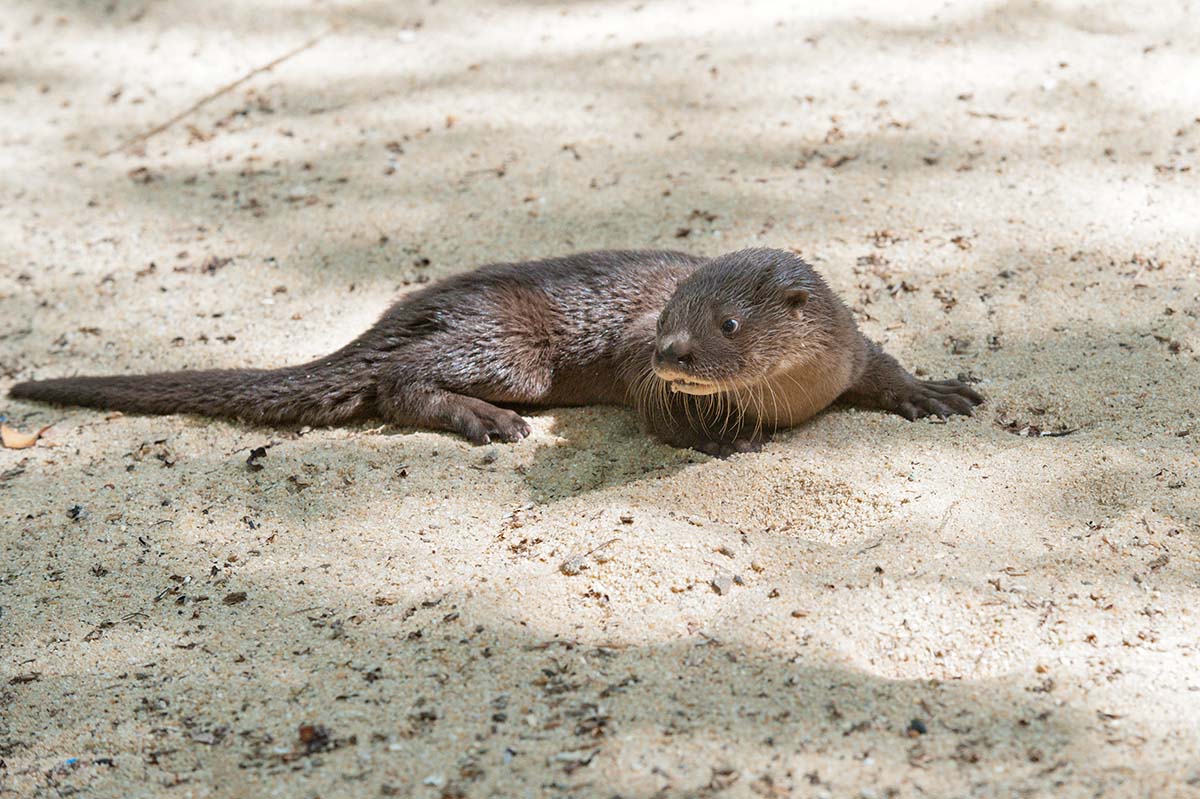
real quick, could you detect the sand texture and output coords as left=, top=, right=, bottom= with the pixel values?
left=1, top=1, right=1198, bottom=797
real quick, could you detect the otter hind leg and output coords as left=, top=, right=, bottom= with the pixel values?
left=840, top=343, right=984, bottom=421
left=378, top=384, right=532, bottom=445
left=440, top=395, right=533, bottom=444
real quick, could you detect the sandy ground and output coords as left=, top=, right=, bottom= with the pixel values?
left=1, top=1, right=1198, bottom=797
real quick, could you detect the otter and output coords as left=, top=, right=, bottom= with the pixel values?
left=8, top=248, right=982, bottom=455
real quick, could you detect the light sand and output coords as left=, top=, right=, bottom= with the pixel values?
left=1, top=1, right=1198, bottom=797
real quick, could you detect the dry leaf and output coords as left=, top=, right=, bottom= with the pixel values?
left=1, top=424, right=51, bottom=449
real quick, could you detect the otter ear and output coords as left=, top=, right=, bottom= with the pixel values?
left=771, top=261, right=811, bottom=311
left=785, top=288, right=809, bottom=309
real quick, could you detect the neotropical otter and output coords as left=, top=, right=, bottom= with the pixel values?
left=9, top=248, right=982, bottom=455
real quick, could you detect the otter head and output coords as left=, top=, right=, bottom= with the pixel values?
left=652, top=249, right=826, bottom=395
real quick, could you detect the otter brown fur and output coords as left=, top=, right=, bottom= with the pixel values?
left=8, top=248, right=982, bottom=454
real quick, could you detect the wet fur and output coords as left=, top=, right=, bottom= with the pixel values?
left=9, top=248, right=982, bottom=452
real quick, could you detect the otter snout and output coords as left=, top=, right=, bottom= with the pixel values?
left=654, top=333, right=694, bottom=369
left=653, top=333, right=721, bottom=394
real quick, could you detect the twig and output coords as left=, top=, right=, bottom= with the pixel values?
left=558, top=537, right=621, bottom=576
left=855, top=538, right=883, bottom=555
left=101, top=26, right=338, bottom=157
left=934, top=500, right=959, bottom=536
left=1037, top=427, right=1080, bottom=438
left=583, top=537, right=621, bottom=558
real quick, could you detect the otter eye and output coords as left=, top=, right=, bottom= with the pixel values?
left=720, top=318, right=740, bottom=335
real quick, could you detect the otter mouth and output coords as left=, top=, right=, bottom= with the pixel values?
left=666, top=377, right=722, bottom=396
left=652, top=362, right=732, bottom=396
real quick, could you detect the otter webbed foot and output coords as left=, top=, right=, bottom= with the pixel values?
left=839, top=342, right=984, bottom=422
left=451, top=397, right=533, bottom=444
left=378, top=386, right=532, bottom=445
left=890, top=378, right=984, bottom=421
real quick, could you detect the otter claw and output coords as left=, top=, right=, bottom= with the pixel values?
left=455, top=402, right=532, bottom=444
left=894, top=378, right=983, bottom=422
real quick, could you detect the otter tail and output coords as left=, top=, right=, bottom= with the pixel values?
left=8, top=349, right=376, bottom=426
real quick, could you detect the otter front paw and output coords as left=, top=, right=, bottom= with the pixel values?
left=696, top=436, right=767, bottom=459
left=891, top=379, right=983, bottom=421
left=647, top=422, right=767, bottom=457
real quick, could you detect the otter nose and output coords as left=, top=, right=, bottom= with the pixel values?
left=657, top=334, right=694, bottom=367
